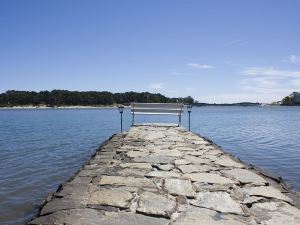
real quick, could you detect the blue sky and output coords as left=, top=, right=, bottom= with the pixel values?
left=0, top=0, right=300, bottom=103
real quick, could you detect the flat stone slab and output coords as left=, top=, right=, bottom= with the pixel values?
left=172, top=207, right=247, bottom=225
left=40, top=197, right=87, bottom=215
left=89, top=189, right=133, bottom=208
left=239, top=186, right=292, bottom=203
left=158, top=164, right=174, bottom=171
left=137, top=191, right=176, bottom=218
left=178, top=164, right=216, bottom=173
left=146, top=171, right=181, bottom=178
left=164, top=179, right=196, bottom=197
left=184, top=173, right=236, bottom=184
left=189, top=191, right=244, bottom=215
left=117, top=168, right=149, bottom=177
left=175, top=159, right=190, bottom=165
left=213, top=156, right=245, bottom=168
left=250, top=201, right=300, bottom=225
left=119, top=163, right=152, bottom=169
left=222, top=169, right=267, bottom=185
left=30, top=210, right=170, bottom=225
left=183, top=155, right=212, bottom=164
left=99, top=175, right=155, bottom=188
left=126, top=151, right=150, bottom=158
left=29, top=208, right=105, bottom=225
left=152, top=149, right=183, bottom=157
left=133, top=155, right=177, bottom=164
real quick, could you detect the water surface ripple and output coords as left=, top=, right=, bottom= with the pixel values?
left=0, top=107, right=299, bottom=225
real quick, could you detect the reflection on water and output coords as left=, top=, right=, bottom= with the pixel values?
left=0, top=106, right=299, bottom=224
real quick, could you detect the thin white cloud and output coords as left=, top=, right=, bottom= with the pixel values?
left=290, top=55, right=300, bottom=64
left=148, top=82, right=164, bottom=90
left=238, top=67, right=300, bottom=102
left=198, top=93, right=281, bottom=104
left=188, top=63, right=214, bottom=69
left=243, top=67, right=300, bottom=78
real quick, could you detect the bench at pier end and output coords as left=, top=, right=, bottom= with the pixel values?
left=130, top=103, right=184, bottom=126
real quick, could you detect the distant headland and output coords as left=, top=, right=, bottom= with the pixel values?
left=0, top=90, right=194, bottom=108
left=1, top=90, right=299, bottom=108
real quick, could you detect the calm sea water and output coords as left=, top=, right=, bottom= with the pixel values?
left=0, top=106, right=300, bottom=225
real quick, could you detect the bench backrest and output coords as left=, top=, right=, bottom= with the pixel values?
left=131, top=103, right=184, bottom=126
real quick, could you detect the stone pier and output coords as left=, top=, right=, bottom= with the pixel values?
left=28, top=124, right=300, bottom=225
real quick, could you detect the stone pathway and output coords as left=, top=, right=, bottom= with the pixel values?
left=28, top=124, right=300, bottom=225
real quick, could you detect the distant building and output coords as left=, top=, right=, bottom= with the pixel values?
left=290, top=92, right=300, bottom=103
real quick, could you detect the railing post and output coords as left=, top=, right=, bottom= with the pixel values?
left=118, top=105, right=124, bottom=132
left=132, top=112, right=135, bottom=126
left=121, top=112, right=123, bottom=132
left=188, top=111, right=191, bottom=131
left=187, top=104, right=192, bottom=131
left=131, top=102, right=135, bottom=126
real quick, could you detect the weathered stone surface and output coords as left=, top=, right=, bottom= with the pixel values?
left=133, top=155, right=176, bottom=164
left=29, top=208, right=105, bottom=225
left=152, top=149, right=183, bottom=157
left=30, top=210, right=170, bottom=225
left=119, top=163, right=152, bottom=169
left=109, top=186, right=139, bottom=193
left=239, top=186, right=292, bottom=203
left=175, top=147, right=197, bottom=151
left=158, top=164, right=174, bottom=171
left=117, top=168, right=149, bottom=177
left=184, top=173, right=236, bottom=184
left=172, top=207, right=247, bottom=225
left=139, top=131, right=166, bottom=140
left=137, top=191, right=176, bottom=217
left=222, top=169, right=267, bottom=185
left=190, top=191, right=244, bottom=214
left=40, top=198, right=87, bottom=215
left=126, top=151, right=149, bottom=158
left=243, top=196, right=264, bottom=205
left=193, top=182, right=235, bottom=192
left=183, top=155, right=212, bottom=164
left=251, top=201, right=300, bottom=225
left=103, top=212, right=170, bottom=225
left=186, top=151, right=205, bottom=156
left=175, top=159, right=190, bottom=165
left=89, top=189, right=133, bottom=208
left=99, top=175, right=155, bottom=188
left=205, top=149, right=223, bottom=155
left=55, top=183, right=90, bottom=199
left=69, top=176, right=93, bottom=185
left=164, top=179, right=196, bottom=197
left=146, top=171, right=181, bottom=178
left=78, top=169, right=105, bottom=177
left=178, top=164, right=216, bottom=173
left=213, top=156, right=244, bottom=168
left=30, top=124, right=299, bottom=225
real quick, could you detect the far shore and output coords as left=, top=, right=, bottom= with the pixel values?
left=0, top=105, right=127, bottom=109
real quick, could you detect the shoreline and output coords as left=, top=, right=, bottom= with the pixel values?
left=1, top=105, right=299, bottom=110
left=0, top=105, right=126, bottom=109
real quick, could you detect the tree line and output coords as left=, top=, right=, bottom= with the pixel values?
left=281, top=96, right=294, bottom=105
left=0, top=90, right=194, bottom=107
